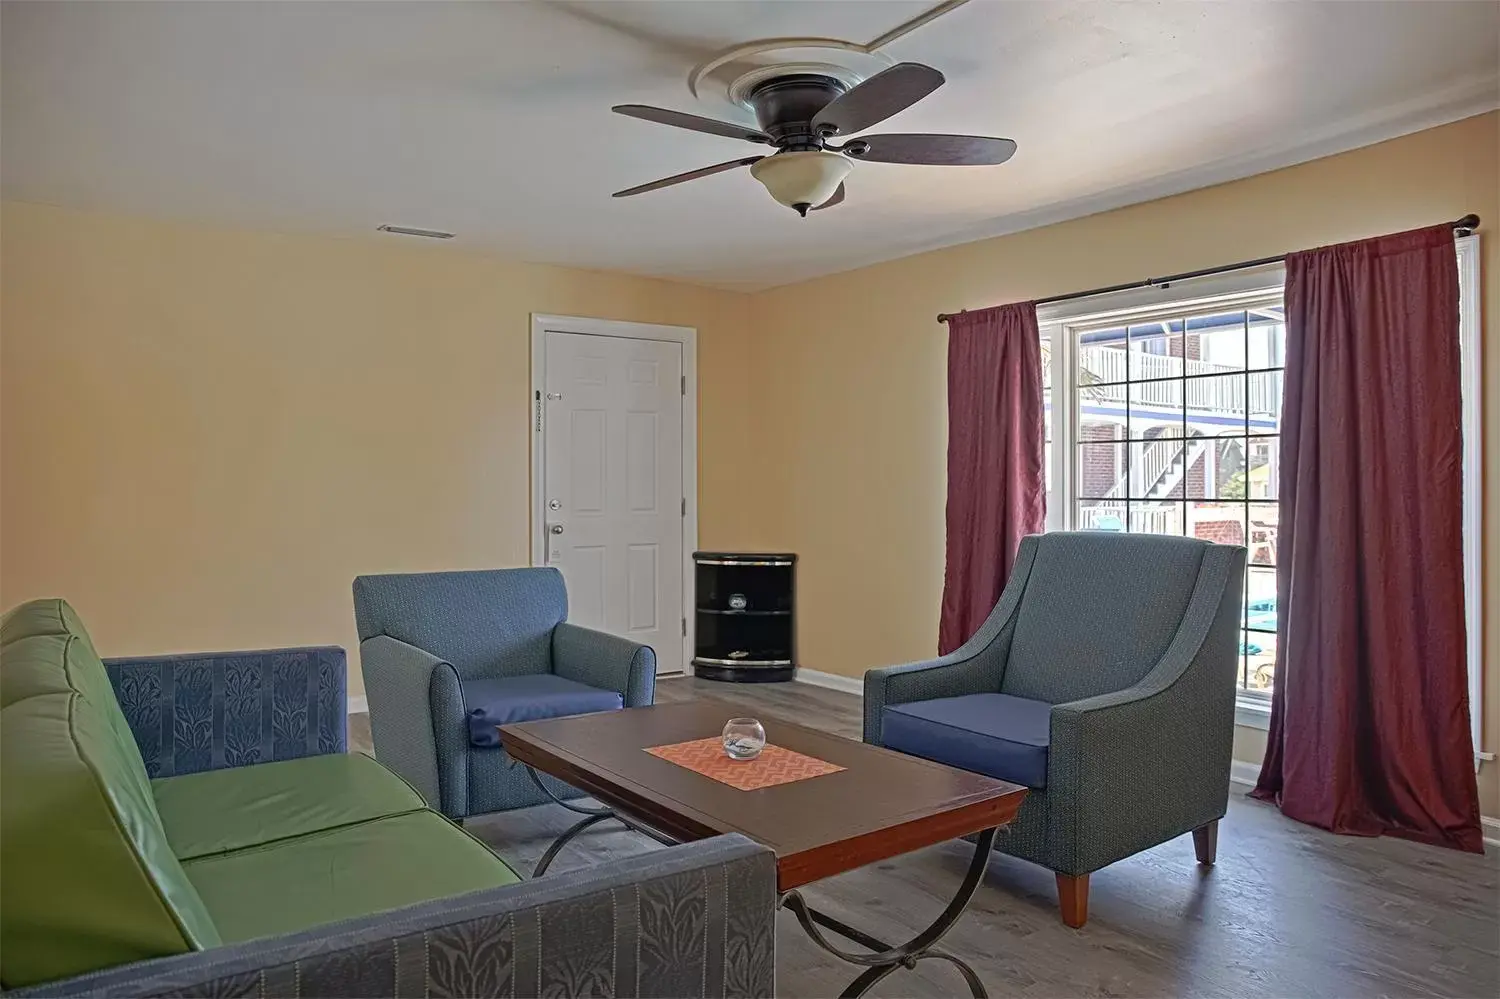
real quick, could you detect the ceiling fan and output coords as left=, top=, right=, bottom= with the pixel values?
left=611, top=62, right=1017, bottom=216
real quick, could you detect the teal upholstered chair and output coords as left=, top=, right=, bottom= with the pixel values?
left=354, top=567, right=655, bottom=819
left=865, top=532, right=1246, bottom=927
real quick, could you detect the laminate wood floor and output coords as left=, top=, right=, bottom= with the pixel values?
left=350, top=677, right=1499, bottom=998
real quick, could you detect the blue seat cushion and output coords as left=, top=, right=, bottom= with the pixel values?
left=464, top=674, right=623, bottom=747
left=882, top=693, right=1051, bottom=789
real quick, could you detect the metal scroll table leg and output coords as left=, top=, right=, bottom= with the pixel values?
left=778, top=827, right=997, bottom=999
left=532, top=812, right=613, bottom=877
left=527, top=765, right=614, bottom=817
left=525, top=766, right=677, bottom=877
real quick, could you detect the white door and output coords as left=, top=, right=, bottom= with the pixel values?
left=542, top=330, right=685, bottom=674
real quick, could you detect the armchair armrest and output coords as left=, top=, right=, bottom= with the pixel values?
left=359, top=635, right=456, bottom=809
left=1046, top=544, right=1246, bottom=874
left=20, top=834, right=778, bottom=999
left=552, top=622, right=656, bottom=707
left=864, top=538, right=1042, bottom=744
left=104, top=647, right=346, bottom=778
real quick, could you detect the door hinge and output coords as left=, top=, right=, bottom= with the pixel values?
left=681, top=375, right=686, bottom=396
left=534, top=390, right=542, bottom=432
left=681, top=617, right=687, bottom=637
left=681, top=497, right=687, bottom=517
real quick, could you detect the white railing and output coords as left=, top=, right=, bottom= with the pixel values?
left=1125, top=438, right=1178, bottom=498
left=1079, top=347, right=1234, bottom=384
left=1100, top=436, right=1208, bottom=500
left=1248, top=371, right=1281, bottom=420
left=1077, top=502, right=1179, bottom=535
left=1076, top=503, right=1126, bottom=530
left=1077, top=348, right=1282, bottom=420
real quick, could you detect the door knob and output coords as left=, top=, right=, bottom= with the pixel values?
left=549, top=524, right=565, bottom=535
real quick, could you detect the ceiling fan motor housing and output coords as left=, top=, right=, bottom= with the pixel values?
left=747, top=74, right=847, bottom=149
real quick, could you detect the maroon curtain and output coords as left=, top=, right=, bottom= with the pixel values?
left=938, top=303, right=1046, bottom=655
left=1252, top=224, right=1482, bottom=853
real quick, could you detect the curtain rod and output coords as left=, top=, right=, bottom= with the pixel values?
left=936, top=214, right=1480, bottom=323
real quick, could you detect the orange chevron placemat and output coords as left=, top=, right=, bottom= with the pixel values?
left=644, top=737, right=845, bottom=791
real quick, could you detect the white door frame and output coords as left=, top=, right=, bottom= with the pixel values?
left=529, top=314, right=698, bottom=673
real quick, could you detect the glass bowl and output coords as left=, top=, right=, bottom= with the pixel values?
left=722, top=717, right=767, bottom=761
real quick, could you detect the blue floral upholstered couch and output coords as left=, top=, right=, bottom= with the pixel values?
left=105, top=645, right=349, bottom=777
left=1, top=599, right=777, bottom=998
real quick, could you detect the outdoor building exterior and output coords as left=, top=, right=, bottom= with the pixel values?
left=1047, top=306, right=1285, bottom=693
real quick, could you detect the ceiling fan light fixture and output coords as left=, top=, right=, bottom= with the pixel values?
left=749, top=151, right=851, bottom=216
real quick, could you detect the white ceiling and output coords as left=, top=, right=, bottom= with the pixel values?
left=4, top=1, right=1497, bottom=290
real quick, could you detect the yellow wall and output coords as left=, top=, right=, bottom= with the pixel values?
left=745, top=110, right=1498, bottom=814
left=0, top=202, right=754, bottom=694
left=3, top=112, right=1494, bottom=814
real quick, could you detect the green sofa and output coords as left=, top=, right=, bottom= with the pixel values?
left=0, top=599, right=777, bottom=997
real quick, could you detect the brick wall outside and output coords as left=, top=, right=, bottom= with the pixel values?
left=1184, top=447, right=1206, bottom=497
left=1079, top=421, right=1120, bottom=497
left=1193, top=517, right=1245, bottom=546
left=1175, top=333, right=1203, bottom=361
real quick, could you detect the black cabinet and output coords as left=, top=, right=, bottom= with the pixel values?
left=692, top=552, right=796, bottom=682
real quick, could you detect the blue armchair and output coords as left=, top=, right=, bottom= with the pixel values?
left=353, top=567, right=655, bottom=819
left=865, top=532, right=1246, bottom=927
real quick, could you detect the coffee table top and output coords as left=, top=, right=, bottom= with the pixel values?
left=500, top=700, right=1027, bottom=891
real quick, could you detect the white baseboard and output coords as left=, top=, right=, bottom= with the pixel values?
left=1483, top=816, right=1500, bottom=849
left=347, top=694, right=367, bottom=715
left=793, top=667, right=864, bottom=696
left=1229, top=760, right=1260, bottom=787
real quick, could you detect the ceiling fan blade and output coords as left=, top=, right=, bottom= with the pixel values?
left=812, top=62, right=944, bottom=136
left=850, top=134, right=1017, bottom=165
left=612, top=105, right=771, bottom=144
left=811, top=182, right=845, bottom=211
left=612, top=156, right=764, bottom=198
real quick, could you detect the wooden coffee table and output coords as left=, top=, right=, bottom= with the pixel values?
left=501, top=700, right=1026, bottom=999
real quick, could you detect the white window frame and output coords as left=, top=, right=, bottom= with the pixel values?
left=1039, top=242, right=1482, bottom=746
left=1456, top=235, right=1486, bottom=765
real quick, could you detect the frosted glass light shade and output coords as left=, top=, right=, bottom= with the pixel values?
left=750, top=151, right=851, bottom=213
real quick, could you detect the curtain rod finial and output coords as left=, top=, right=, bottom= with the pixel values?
left=1455, top=214, right=1480, bottom=235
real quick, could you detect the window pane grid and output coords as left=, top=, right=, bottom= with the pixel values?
left=1084, top=366, right=1288, bottom=391
left=1102, top=433, right=1279, bottom=442
left=1078, top=497, right=1281, bottom=503
left=1072, top=299, right=1284, bottom=690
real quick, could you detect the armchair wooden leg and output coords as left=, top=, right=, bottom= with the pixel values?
left=1193, top=819, right=1218, bottom=865
left=1056, top=873, right=1089, bottom=928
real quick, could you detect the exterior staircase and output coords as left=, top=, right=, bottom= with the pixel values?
left=1110, top=434, right=1208, bottom=501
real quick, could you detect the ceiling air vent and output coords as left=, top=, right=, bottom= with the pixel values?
left=377, top=225, right=454, bottom=239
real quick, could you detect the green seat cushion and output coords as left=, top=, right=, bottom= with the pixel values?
left=154, top=753, right=426, bottom=860
left=184, top=811, right=521, bottom=943
left=0, top=601, right=219, bottom=990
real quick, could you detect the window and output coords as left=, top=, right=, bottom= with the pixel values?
left=1064, top=294, right=1286, bottom=700
left=1041, top=240, right=1482, bottom=735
